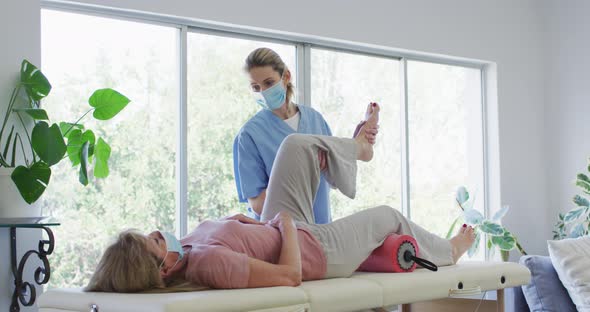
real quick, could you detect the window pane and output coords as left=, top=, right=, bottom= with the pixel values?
left=187, top=33, right=296, bottom=229
left=311, top=49, right=402, bottom=219
left=407, top=61, right=484, bottom=259
left=41, top=9, right=178, bottom=288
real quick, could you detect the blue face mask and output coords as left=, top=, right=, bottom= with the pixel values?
left=253, top=78, right=286, bottom=110
left=159, top=231, right=184, bottom=269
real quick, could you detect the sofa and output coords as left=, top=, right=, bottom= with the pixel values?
left=505, top=255, right=577, bottom=312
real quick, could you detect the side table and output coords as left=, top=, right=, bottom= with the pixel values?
left=0, top=220, right=60, bottom=312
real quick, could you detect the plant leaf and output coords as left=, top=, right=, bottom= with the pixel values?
left=66, top=129, right=83, bottom=166
left=89, top=88, right=130, bottom=120
left=12, top=108, right=49, bottom=120
left=59, top=122, right=83, bottom=138
left=93, top=137, right=111, bottom=178
left=11, top=162, right=51, bottom=204
left=79, top=141, right=89, bottom=186
left=492, top=205, right=510, bottom=222
left=564, top=207, right=588, bottom=223
left=479, top=221, right=505, bottom=236
left=32, top=121, right=66, bottom=166
left=446, top=216, right=461, bottom=239
left=468, top=231, right=481, bottom=257
left=456, top=186, right=469, bottom=206
left=20, top=60, right=51, bottom=101
left=570, top=223, right=585, bottom=238
left=573, top=195, right=590, bottom=208
left=491, top=231, right=516, bottom=251
left=463, top=208, right=484, bottom=225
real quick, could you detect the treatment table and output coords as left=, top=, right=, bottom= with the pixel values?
left=37, top=261, right=531, bottom=312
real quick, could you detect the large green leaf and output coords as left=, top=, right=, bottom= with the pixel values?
left=463, top=208, right=484, bottom=225
left=89, top=89, right=130, bottom=120
left=59, top=122, right=83, bottom=138
left=479, top=221, right=505, bottom=236
left=93, top=137, right=111, bottom=178
left=20, top=60, right=51, bottom=101
left=79, top=141, right=89, bottom=186
left=66, top=129, right=96, bottom=166
left=467, top=231, right=481, bottom=257
left=11, top=162, right=51, bottom=204
left=564, top=207, right=588, bottom=223
left=32, top=122, right=66, bottom=166
left=491, top=231, right=516, bottom=251
left=573, top=195, right=590, bottom=207
left=12, top=108, right=49, bottom=120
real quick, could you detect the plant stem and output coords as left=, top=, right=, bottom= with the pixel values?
left=515, top=239, right=527, bottom=256
left=63, top=108, right=93, bottom=137
left=13, top=133, right=29, bottom=167
left=0, top=85, right=21, bottom=143
left=456, top=198, right=465, bottom=211
left=15, top=112, right=37, bottom=163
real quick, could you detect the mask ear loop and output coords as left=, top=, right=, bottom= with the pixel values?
left=159, top=251, right=169, bottom=269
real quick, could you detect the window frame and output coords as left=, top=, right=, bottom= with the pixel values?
left=40, top=1, right=492, bottom=259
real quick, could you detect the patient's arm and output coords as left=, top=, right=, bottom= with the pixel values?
left=247, top=212, right=302, bottom=287
left=247, top=189, right=266, bottom=216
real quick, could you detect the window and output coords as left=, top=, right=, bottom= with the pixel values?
left=310, top=49, right=402, bottom=219
left=41, top=9, right=178, bottom=288
left=407, top=61, right=484, bottom=237
left=40, top=6, right=488, bottom=288
left=186, top=32, right=296, bottom=229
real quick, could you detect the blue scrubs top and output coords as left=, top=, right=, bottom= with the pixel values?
left=233, top=105, right=332, bottom=224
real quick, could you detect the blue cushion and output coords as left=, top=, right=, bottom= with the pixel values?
left=519, top=255, right=577, bottom=312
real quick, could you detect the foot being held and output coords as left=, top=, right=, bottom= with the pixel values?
left=355, top=103, right=380, bottom=162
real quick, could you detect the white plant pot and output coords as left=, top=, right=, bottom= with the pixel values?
left=0, top=167, right=42, bottom=219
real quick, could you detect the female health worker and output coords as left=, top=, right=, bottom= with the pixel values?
left=233, top=47, right=379, bottom=223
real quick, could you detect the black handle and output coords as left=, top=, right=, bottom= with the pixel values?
left=403, top=251, right=438, bottom=272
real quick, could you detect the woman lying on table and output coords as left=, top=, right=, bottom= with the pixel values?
left=86, top=106, right=475, bottom=292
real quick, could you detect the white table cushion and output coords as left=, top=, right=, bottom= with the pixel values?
left=38, top=261, right=531, bottom=312
left=296, top=278, right=383, bottom=312
left=351, top=261, right=531, bottom=306
left=38, top=286, right=308, bottom=312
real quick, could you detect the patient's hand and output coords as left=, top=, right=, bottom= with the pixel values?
left=224, top=213, right=265, bottom=225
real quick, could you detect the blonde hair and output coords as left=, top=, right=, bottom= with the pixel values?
left=85, top=230, right=164, bottom=293
left=245, top=47, right=295, bottom=104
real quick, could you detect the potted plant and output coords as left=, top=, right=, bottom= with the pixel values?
left=552, top=158, right=590, bottom=239
left=0, top=59, right=130, bottom=219
left=446, top=186, right=527, bottom=261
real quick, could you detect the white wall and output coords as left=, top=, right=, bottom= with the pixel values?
left=63, top=0, right=549, bottom=256
left=0, top=1, right=43, bottom=311
left=542, top=0, right=590, bottom=232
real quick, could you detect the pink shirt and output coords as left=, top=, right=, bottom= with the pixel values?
left=178, top=220, right=327, bottom=289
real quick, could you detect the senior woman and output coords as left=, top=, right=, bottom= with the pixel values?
left=233, top=47, right=379, bottom=223
left=86, top=107, right=474, bottom=292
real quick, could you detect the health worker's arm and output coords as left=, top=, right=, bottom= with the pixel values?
left=247, top=189, right=266, bottom=216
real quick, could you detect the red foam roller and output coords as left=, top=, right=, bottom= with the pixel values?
left=357, top=234, right=419, bottom=273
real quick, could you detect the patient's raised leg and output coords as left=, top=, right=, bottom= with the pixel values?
left=260, top=106, right=379, bottom=223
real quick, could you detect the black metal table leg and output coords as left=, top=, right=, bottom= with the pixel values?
left=9, top=226, right=55, bottom=312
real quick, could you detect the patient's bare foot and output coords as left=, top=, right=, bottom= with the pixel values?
left=450, top=224, right=476, bottom=263
left=355, top=104, right=380, bottom=162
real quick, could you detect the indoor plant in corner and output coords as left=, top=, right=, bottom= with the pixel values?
left=0, top=59, right=130, bottom=219
left=446, top=186, right=527, bottom=261
left=552, top=157, right=590, bottom=240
